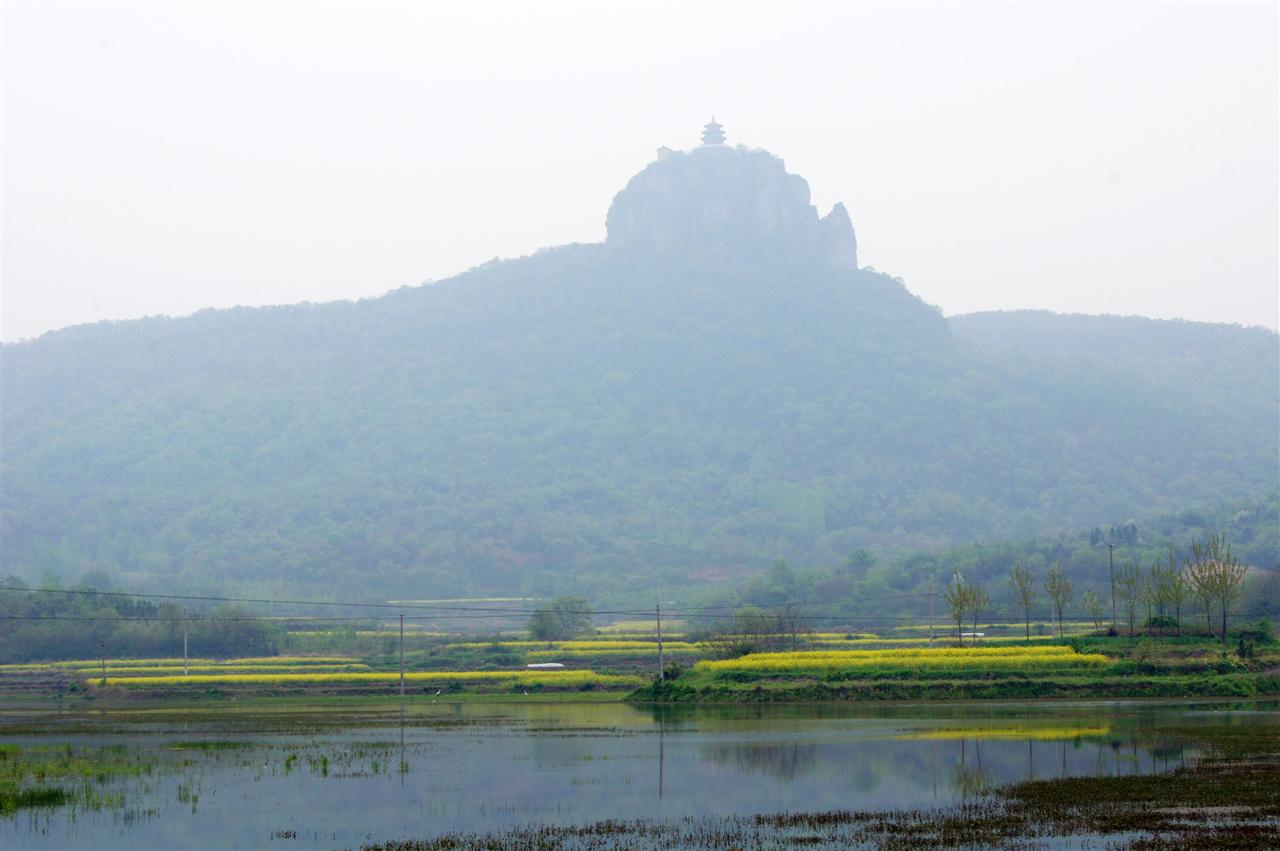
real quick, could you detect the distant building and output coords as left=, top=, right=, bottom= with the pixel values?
left=701, top=116, right=726, bottom=146
left=656, top=145, right=675, bottom=161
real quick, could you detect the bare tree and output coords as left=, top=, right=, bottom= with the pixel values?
left=1160, top=547, right=1189, bottom=636
left=1081, top=589, right=1106, bottom=632
left=945, top=572, right=973, bottom=646
left=1115, top=564, right=1142, bottom=638
left=1043, top=562, right=1074, bottom=637
left=971, top=585, right=990, bottom=644
left=775, top=603, right=811, bottom=651
left=1141, top=562, right=1164, bottom=627
left=1186, top=534, right=1248, bottom=646
left=704, top=605, right=812, bottom=658
left=1008, top=562, right=1037, bottom=639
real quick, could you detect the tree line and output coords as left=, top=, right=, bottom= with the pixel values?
left=944, top=533, right=1252, bottom=645
left=0, top=576, right=281, bottom=663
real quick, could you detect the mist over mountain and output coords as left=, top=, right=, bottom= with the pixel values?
left=3, top=128, right=1276, bottom=599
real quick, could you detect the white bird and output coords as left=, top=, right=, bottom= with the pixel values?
left=435, top=689, right=442, bottom=695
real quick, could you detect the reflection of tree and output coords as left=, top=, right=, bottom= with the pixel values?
left=701, top=744, right=819, bottom=781
left=950, top=739, right=995, bottom=798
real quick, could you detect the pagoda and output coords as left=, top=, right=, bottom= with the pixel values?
left=700, top=117, right=726, bottom=146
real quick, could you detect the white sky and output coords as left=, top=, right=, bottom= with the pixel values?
left=2, top=1, right=1277, bottom=341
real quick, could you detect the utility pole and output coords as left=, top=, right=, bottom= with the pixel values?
left=100, top=640, right=106, bottom=683
left=928, top=582, right=935, bottom=645
left=399, top=613, right=405, bottom=698
left=182, top=610, right=189, bottom=676
left=656, top=604, right=664, bottom=681
left=1106, top=542, right=1117, bottom=632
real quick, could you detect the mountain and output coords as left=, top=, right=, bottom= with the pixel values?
left=3, top=130, right=1276, bottom=599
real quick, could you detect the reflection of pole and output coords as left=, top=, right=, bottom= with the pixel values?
left=1028, top=739, right=1034, bottom=780
left=931, top=739, right=937, bottom=800
left=656, top=604, right=664, bottom=681
left=658, top=717, right=665, bottom=799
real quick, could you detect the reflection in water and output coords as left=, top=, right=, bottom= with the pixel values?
left=0, top=699, right=1258, bottom=851
left=701, top=744, right=821, bottom=781
left=657, top=717, right=663, bottom=799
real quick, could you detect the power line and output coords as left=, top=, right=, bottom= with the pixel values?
left=3, top=586, right=606, bottom=615
left=1, top=585, right=938, bottom=620
left=1, top=585, right=1112, bottom=626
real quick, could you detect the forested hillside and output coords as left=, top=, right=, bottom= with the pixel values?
left=3, top=143, right=1276, bottom=600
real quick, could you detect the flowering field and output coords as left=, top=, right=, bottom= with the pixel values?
left=444, top=640, right=698, bottom=651
left=21, top=665, right=372, bottom=676
left=595, top=620, right=687, bottom=637
left=696, top=645, right=1108, bottom=676
left=1, top=652, right=360, bottom=665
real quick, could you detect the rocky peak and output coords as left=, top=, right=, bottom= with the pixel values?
left=605, top=144, right=858, bottom=269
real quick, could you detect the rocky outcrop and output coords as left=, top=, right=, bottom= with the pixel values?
left=819, top=202, right=858, bottom=269
left=605, top=146, right=858, bottom=269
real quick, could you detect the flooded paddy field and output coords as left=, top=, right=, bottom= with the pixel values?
left=1, top=699, right=1275, bottom=849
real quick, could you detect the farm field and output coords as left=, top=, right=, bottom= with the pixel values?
left=638, top=637, right=1280, bottom=702
left=4, top=629, right=1278, bottom=703
left=0, top=653, right=643, bottom=699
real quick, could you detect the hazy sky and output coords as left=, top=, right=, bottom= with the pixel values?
left=3, top=1, right=1277, bottom=342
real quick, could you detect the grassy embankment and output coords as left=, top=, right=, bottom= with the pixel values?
left=634, top=636, right=1280, bottom=702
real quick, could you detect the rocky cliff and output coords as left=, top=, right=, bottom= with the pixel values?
left=605, top=146, right=858, bottom=269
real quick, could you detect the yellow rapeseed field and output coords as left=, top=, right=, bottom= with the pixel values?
left=596, top=620, right=688, bottom=635
left=0, top=656, right=359, bottom=670
left=42, top=664, right=372, bottom=676
left=525, top=647, right=701, bottom=659
left=446, top=640, right=699, bottom=651
left=697, top=645, right=1107, bottom=674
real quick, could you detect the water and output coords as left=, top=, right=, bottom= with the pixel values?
left=2, top=699, right=1272, bottom=849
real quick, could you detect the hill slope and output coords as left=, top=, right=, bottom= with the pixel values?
left=3, top=142, right=1276, bottom=598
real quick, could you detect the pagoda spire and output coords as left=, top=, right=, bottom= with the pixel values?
left=701, top=116, right=726, bottom=146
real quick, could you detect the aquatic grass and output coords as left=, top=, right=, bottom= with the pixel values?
left=0, top=784, right=68, bottom=814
